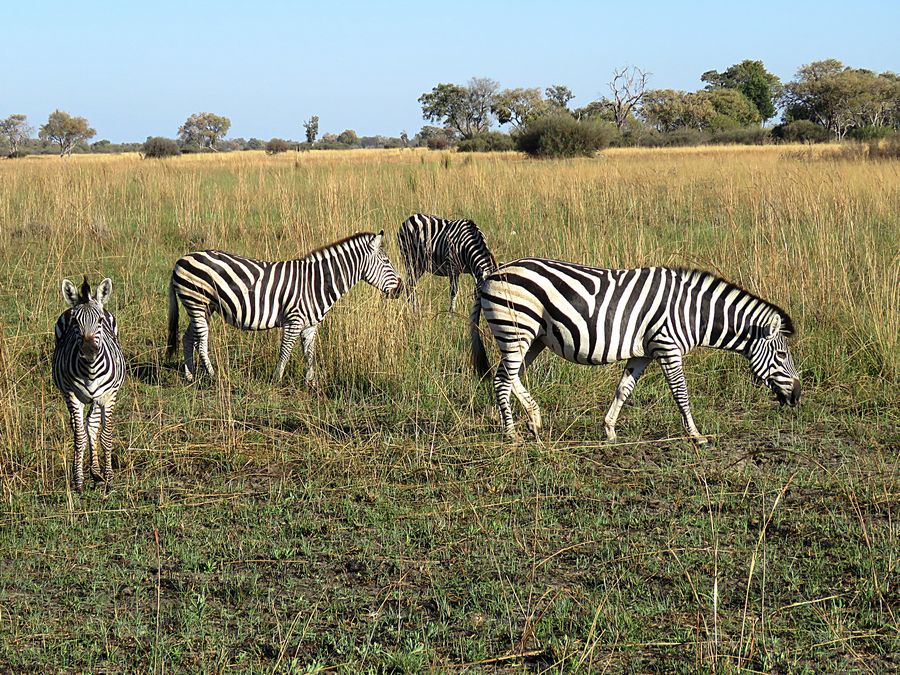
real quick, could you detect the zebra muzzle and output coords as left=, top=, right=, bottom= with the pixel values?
left=79, top=336, right=100, bottom=360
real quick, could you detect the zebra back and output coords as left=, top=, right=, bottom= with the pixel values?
left=398, top=214, right=497, bottom=280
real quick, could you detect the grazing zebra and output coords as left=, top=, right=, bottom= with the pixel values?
left=52, top=277, right=127, bottom=492
left=167, top=231, right=402, bottom=383
left=470, top=259, right=801, bottom=445
left=397, top=213, right=498, bottom=312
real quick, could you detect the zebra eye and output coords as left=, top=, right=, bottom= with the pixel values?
left=776, top=350, right=788, bottom=359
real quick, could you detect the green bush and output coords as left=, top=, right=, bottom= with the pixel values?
left=848, top=125, right=894, bottom=141
left=641, top=128, right=708, bottom=147
left=709, top=126, right=771, bottom=145
left=265, top=138, right=291, bottom=154
left=457, top=132, right=515, bottom=152
left=774, top=120, right=830, bottom=144
left=516, top=114, right=615, bottom=158
left=141, top=137, right=181, bottom=158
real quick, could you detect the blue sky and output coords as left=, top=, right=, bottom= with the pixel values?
left=2, top=1, right=898, bottom=142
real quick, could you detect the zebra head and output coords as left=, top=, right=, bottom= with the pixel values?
left=61, top=277, right=114, bottom=363
left=363, top=230, right=403, bottom=299
left=746, top=314, right=801, bottom=407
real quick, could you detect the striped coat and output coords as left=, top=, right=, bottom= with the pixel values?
left=52, top=277, right=126, bottom=492
left=471, top=258, right=801, bottom=444
left=397, top=214, right=497, bottom=311
left=167, top=231, right=402, bottom=382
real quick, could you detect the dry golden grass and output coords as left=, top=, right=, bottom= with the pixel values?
left=0, top=146, right=897, bottom=671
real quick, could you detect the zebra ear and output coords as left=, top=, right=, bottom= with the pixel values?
left=764, top=314, right=781, bottom=340
left=371, top=230, right=384, bottom=250
left=61, top=279, right=80, bottom=307
left=94, top=278, right=113, bottom=306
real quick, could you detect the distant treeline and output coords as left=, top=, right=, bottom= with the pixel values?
left=2, top=58, right=898, bottom=159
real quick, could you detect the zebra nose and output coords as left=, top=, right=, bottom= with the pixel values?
left=80, top=335, right=99, bottom=358
left=789, top=378, right=801, bottom=406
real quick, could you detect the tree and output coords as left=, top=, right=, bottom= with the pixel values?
left=640, top=90, right=716, bottom=132
left=702, top=60, right=782, bottom=123
left=303, top=116, right=319, bottom=144
left=0, top=114, right=32, bottom=156
left=336, top=129, right=359, bottom=146
left=178, top=112, right=230, bottom=150
left=492, top=88, right=548, bottom=130
left=545, top=85, right=574, bottom=109
left=418, top=77, right=499, bottom=139
left=781, top=60, right=900, bottom=139
left=265, top=138, right=291, bottom=154
left=609, top=66, right=650, bottom=131
left=706, top=89, right=762, bottom=129
left=38, top=110, right=96, bottom=156
left=414, top=125, right=455, bottom=149
left=142, top=137, right=181, bottom=158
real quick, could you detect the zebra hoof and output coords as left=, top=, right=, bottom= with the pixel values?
left=694, top=436, right=712, bottom=449
left=103, top=480, right=114, bottom=496
left=73, top=480, right=84, bottom=494
left=604, top=424, right=618, bottom=442
left=90, top=467, right=104, bottom=483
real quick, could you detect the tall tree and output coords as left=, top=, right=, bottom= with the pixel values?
left=419, top=77, right=499, bottom=139
left=303, top=116, right=319, bottom=143
left=492, top=88, right=547, bottom=129
left=640, top=90, right=715, bottom=132
left=545, top=84, right=574, bottom=109
left=609, top=66, right=650, bottom=131
left=701, top=60, right=782, bottom=123
left=178, top=112, right=230, bottom=150
left=38, top=110, right=96, bottom=156
left=706, top=89, right=762, bottom=128
left=0, top=114, right=32, bottom=155
left=781, top=60, right=899, bottom=138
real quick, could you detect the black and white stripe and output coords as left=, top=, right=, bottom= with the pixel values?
left=52, top=277, right=126, bottom=492
left=397, top=213, right=498, bottom=311
left=167, top=231, right=402, bottom=382
left=471, top=259, right=801, bottom=444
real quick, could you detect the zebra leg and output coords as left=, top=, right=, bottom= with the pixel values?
left=182, top=318, right=197, bottom=381
left=448, top=272, right=459, bottom=313
left=299, top=324, right=319, bottom=388
left=274, top=319, right=302, bottom=382
left=604, top=357, right=651, bottom=442
left=100, top=401, right=117, bottom=490
left=65, top=394, right=87, bottom=492
left=658, top=354, right=707, bottom=446
left=85, top=403, right=104, bottom=483
left=404, top=266, right=423, bottom=312
left=494, top=340, right=533, bottom=439
left=193, top=313, right=216, bottom=378
left=512, top=343, right=545, bottom=438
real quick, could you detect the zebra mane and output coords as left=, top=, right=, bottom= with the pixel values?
left=301, top=232, right=375, bottom=262
left=80, top=276, right=91, bottom=303
left=677, top=268, right=795, bottom=336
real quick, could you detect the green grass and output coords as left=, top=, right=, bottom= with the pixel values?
left=0, top=148, right=897, bottom=672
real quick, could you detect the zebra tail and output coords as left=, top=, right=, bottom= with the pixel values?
left=470, top=290, right=491, bottom=380
left=166, top=279, right=179, bottom=360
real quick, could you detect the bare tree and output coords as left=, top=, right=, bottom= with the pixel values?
left=609, top=66, right=650, bottom=131
left=0, top=114, right=32, bottom=156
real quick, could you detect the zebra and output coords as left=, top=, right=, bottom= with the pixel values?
left=52, top=277, right=127, bottom=492
left=397, top=213, right=498, bottom=312
left=167, top=230, right=402, bottom=383
left=470, top=259, right=801, bottom=445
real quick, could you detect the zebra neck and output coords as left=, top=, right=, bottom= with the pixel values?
left=301, top=246, right=366, bottom=315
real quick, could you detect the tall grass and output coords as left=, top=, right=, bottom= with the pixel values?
left=0, top=147, right=896, bottom=670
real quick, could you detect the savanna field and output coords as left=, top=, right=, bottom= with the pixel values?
left=0, top=147, right=897, bottom=672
